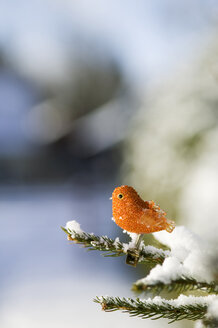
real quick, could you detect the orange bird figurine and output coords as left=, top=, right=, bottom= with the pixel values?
left=111, top=185, right=175, bottom=266
left=112, top=185, right=175, bottom=234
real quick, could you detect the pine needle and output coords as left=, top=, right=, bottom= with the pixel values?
left=94, top=296, right=208, bottom=322
left=133, top=276, right=218, bottom=295
left=61, top=226, right=166, bottom=264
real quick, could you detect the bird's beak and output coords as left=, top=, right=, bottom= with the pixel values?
left=109, top=197, right=112, bottom=200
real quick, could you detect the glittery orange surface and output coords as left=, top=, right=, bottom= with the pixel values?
left=112, top=185, right=175, bottom=234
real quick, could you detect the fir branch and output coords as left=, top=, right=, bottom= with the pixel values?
left=133, top=276, right=218, bottom=295
left=61, top=227, right=167, bottom=264
left=94, top=296, right=208, bottom=323
left=202, top=318, right=218, bottom=328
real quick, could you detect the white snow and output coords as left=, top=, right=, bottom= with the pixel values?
left=122, top=231, right=140, bottom=252
left=136, top=226, right=214, bottom=286
left=111, top=217, right=115, bottom=222
left=194, top=321, right=205, bottom=328
left=143, top=257, right=188, bottom=284
left=207, top=298, right=218, bottom=319
left=102, top=294, right=218, bottom=308
left=165, top=294, right=217, bottom=308
left=65, top=220, right=83, bottom=236
left=139, top=245, right=170, bottom=259
left=113, top=237, right=121, bottom=248
left=117, top=231, right=170, bottom=259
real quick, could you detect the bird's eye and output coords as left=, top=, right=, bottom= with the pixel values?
left=118, top=193, right=124, bottom=199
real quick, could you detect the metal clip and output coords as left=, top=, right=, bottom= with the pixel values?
left=126, top=234, right=143, bottom=267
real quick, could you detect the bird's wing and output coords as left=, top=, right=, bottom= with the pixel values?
left=139, top=208, right=167, bottom=229
left=144, top=200, right=166, bottom=215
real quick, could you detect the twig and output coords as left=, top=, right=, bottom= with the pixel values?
left=61, top=227, right=167, bottom=264
left=133, top=276, right=218, bottom=295
left=94, top=296, right=208, bottom=323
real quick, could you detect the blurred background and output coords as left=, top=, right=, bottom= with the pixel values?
left=1, top=1, right=218, bottom=327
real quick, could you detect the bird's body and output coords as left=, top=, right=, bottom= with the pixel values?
left=112, top=185, right=175, bottom=234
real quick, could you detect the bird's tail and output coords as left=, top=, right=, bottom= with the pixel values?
left=165, top=219, right=175, bottom=233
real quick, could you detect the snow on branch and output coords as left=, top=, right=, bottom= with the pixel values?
left=137, top=226, right=215, bottom=287
left=133, top=276, right=218, bottom=295
left=62, top=220, right=169, bottom=264
left=63, top=221, right=218, bottom=325
left=94, top=294, right=218, bottom=323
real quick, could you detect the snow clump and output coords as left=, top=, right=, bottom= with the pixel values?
left=137, top=226, right=214, bottom=286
